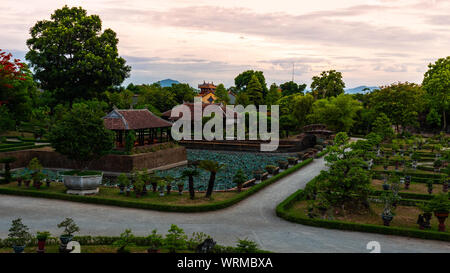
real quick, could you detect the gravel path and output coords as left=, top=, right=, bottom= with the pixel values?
left=0, top=157, right=449, bottom=253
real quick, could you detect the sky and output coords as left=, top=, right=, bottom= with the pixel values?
left=2, top=0, right=449, bottom=89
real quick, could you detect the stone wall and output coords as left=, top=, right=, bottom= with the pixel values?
left=0, top=146, right=187, bottom=173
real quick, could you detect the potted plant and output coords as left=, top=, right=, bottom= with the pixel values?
left=113, top=229, right=135, bottom=253
left=48, top=103, right=115, bottom=195
left=57, top=218, right=79, bottom=247
left=133, top=176, right=145, bottom=198
left=296, top=152, right=305, bottom=160
left=13, top=173, right=23, bottom=187
left=382, top=181, right=390, bottom=191
left=253, top=170, right=263, bottom=181
left=146, top=229, right=163, bottom=253
left=417, top=202, right=432, bottom=230
left=23, top=172, right=32, bottom=187
left=36, top=231, right=51, bottom=253
left=164, top=176, right=175, bottom=195
left=428, top=193, right=450, bottom=232
left=434, top=159, right=442, bottom=173
left=381, top=210, right=394, bottom=226
left=33, top=172, right=45, bottom=189
left=45, top=174, right=51, bottom=187
left=158, top=180, right=166, bottom=197
left=8, top=218, right=31, bottom=253
left=177, top=181, right=185, bottom=195
left=265, top=165, right=277, bottom=175
left=287, top=157, right=298, bottom=165
left=117, top=173, right=128, bottom=194
left=233, top=169, right=247, bottom=192
left=427, top=181, right=433, bottom=194
left=277, top=160, right=288, bottom=170
left=0, top=156, right=16, bottom=184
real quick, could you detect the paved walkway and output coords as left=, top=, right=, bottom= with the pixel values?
left=0, top=157, right=449, bottom=253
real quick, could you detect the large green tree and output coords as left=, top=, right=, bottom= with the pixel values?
left=214, top=83, right=230, bottom=104
left=311, top=70, right=345, bottom=99
left=234, top=70, right=268, bottom=96
left=244, top=75, right=264, bottom=106
left=265, top=83, right=281, bottom=106
left=368, top=82, right=425, bottom=132
left=26, top=6, right=131, bottom=103
left=308, top=94, right=362, bottom=132
left=279, top=81, right=306, bottom=96
left=422, top=57, right=450, bottom=131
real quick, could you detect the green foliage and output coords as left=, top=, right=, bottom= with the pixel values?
left=165, top=224, right=187, bottom=253
left=422, top=57, right=450, bottom=131
left=36, top=231, right=51, bottom=241
left=311, top=70, right=345, bottom=99
left=427, top=193, right=450, bottom=213
left=233, top=169, right=247, bottom=190
left=8, top=218, right=31, bottom=246
left=280, top=81, right=306, bottom=96
left=48, top=103, right=115, bottom=169
left=234, top=70, right=268, bottom=96
left=244, top=74, right=264, bottom=106
left=308, top=94, right=362, bottom=132
left=117, top=173, right=130, bottom=187
left=235, top=239, right=260, bottom=253
left=113, top=229, right=135, bottom=253
left=372, top=113, right=394, bottom=140
left=57, top=218, right=80, bottom=237
left=26, top=6, right=131, bottom=103
left=28, top=157, right=42, bottom=174
left=146, top=229, right=163, bottom=251
left=215, top=83, right=230, bottom=104
left=265, top=83, right=281, bottom=106
left=125, top=130, right=136, bottom=154
left=0, top=106, right=15, bottom=134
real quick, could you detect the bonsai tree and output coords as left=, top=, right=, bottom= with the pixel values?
left=113, top=229, right=135, bottom=253
left=117, top=173, right=129, bottom=194
left=0, top=156, right=16, bottom=183
left=198, top=160, right=225, bottom=198
left=133, top=175, right=145, bottom=198
left=48, top=103, right=115, bottom=171
left=181, top=168, right=199, bottom=200
left=57, top=217, right=80, bottom=243
left=146, top=229, right=163, bottom=253
left=165, top=224, right=187, bottom=253
left=233, top=169, right=247, bottom=192
left=8, top=218, right=31, bottom=253
left=427, top=193, right=450, bottom=232
left=265, top=165, right=277, bottom=175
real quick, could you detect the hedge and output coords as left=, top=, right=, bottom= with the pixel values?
left=0, top=144, right=49, bottom=153
left=0, top=158, right=314, bottom=213
left=276, top=188, right=450, bottom=242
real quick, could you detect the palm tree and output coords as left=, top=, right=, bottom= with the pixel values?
left=198, top=160, right=225, bottom=198
left=181, top=168, right=200, bottom=200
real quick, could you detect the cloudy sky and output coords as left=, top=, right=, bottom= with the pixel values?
left=1, top=0, right=449, bottom=88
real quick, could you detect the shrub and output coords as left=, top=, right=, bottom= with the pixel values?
left=57, top=218, right=80, bottom=237
left=165, top=224, right=187, bottom=253
left=235, top=239, right=260, bottom=253
left=113, top=229, right=135, bottom=253
left=8, top=218, right=31, bottom=246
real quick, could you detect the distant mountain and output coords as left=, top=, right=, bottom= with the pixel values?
left=345, top=86, right=379, bottom=94
left=157, top=79, right=180, bottom=87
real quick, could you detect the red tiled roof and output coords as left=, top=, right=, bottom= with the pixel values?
left=162, top=102, right=238, bottom=121
left=103, top=109, right=172, bottom=130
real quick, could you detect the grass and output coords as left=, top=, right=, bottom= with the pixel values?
left=372, top=179, right=447, bottom=195
left=0, top=245, right=193, bottom=253
left=287, top=201, right=448, bottom=233
left=0, top=182, right=238, bottom=206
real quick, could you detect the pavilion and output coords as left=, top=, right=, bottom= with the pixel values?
left=103, top=109, right=173, bottom=147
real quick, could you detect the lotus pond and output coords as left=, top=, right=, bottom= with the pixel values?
left=158, top=150, right=294, bottom=191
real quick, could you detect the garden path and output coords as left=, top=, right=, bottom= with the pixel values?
left=0, top=157, right=449, bottom=252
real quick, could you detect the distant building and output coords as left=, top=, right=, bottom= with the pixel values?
left=197, top=81, right=217, bottom=104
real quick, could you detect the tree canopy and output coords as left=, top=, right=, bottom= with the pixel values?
left=26, top=6, right=131, bottom=104
left=311, top=70, right=345, bottom=99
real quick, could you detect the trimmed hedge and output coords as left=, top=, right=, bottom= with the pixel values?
left=0, top=158, right=314, bottom=213
left=0, top=144, right=49, bottom=152
left=276, top=187, right=450, bottom=242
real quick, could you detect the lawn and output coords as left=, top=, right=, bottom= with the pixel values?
left=0, top=182, right=238, bottom=206
left=372, top=179, right=447, bottom=195
left=287, top=200, right=449, bottom=233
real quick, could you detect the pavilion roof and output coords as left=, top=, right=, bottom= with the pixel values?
left=103, top=109, right=172, bottom=130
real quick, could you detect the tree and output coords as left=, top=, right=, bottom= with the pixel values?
left=113, top=229, right=135, bottom=253
left=368, top=82, right=425, bottom=132
left=422, top=57, right=450, bottom=131
left=233, top=169, right=247, bottom=192
left=308, top=94, right=362, bottom=132
left=234, top=70, right=268, bottom=96
left=426, top=108, right=441, bottom=130
left=136, top=83, right=177, bottom=112
left=311, top=70, right=345, bottom=99
left=8, top=218, right=31, bottom=247
left=181, top=168, right=199, bottom=200
left=291, top=94, right=315, bottom=130
left=372, top=113, right=394, bottom=140
left=167, top=83, right=197, bottom=103
left=48, top=103, right=115, bottom=169
left=104, top=89, right=134, bottom=109
left=265, top=83, right=281, bottom=106
left=0, top=106, right=15, bottom=134
left=198, top=160, right=225, bottom=198
left=280, top=81, right=306, bottom=96
left=244, top=75, right=264, bottom=106
left=165, top=224, right=187, bottom=253
left=214, top=83, right=230, bottom=104
left=125, top=130, right=136, bottom=154
left=26, top=6, right=131, bottom=103
left=0, top=50, right=35, bottom=123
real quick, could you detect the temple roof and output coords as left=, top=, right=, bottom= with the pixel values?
left=103, top=109, right=172, bottom=130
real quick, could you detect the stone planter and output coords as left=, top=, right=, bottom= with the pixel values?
left=63, top=173, right=103, bottom=195
left=434, top=212, right=448, bottom=232
left=381, top=214, right=393, bottom=226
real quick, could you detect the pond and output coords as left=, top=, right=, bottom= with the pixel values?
left=158, top=150, right=293, bottom=191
